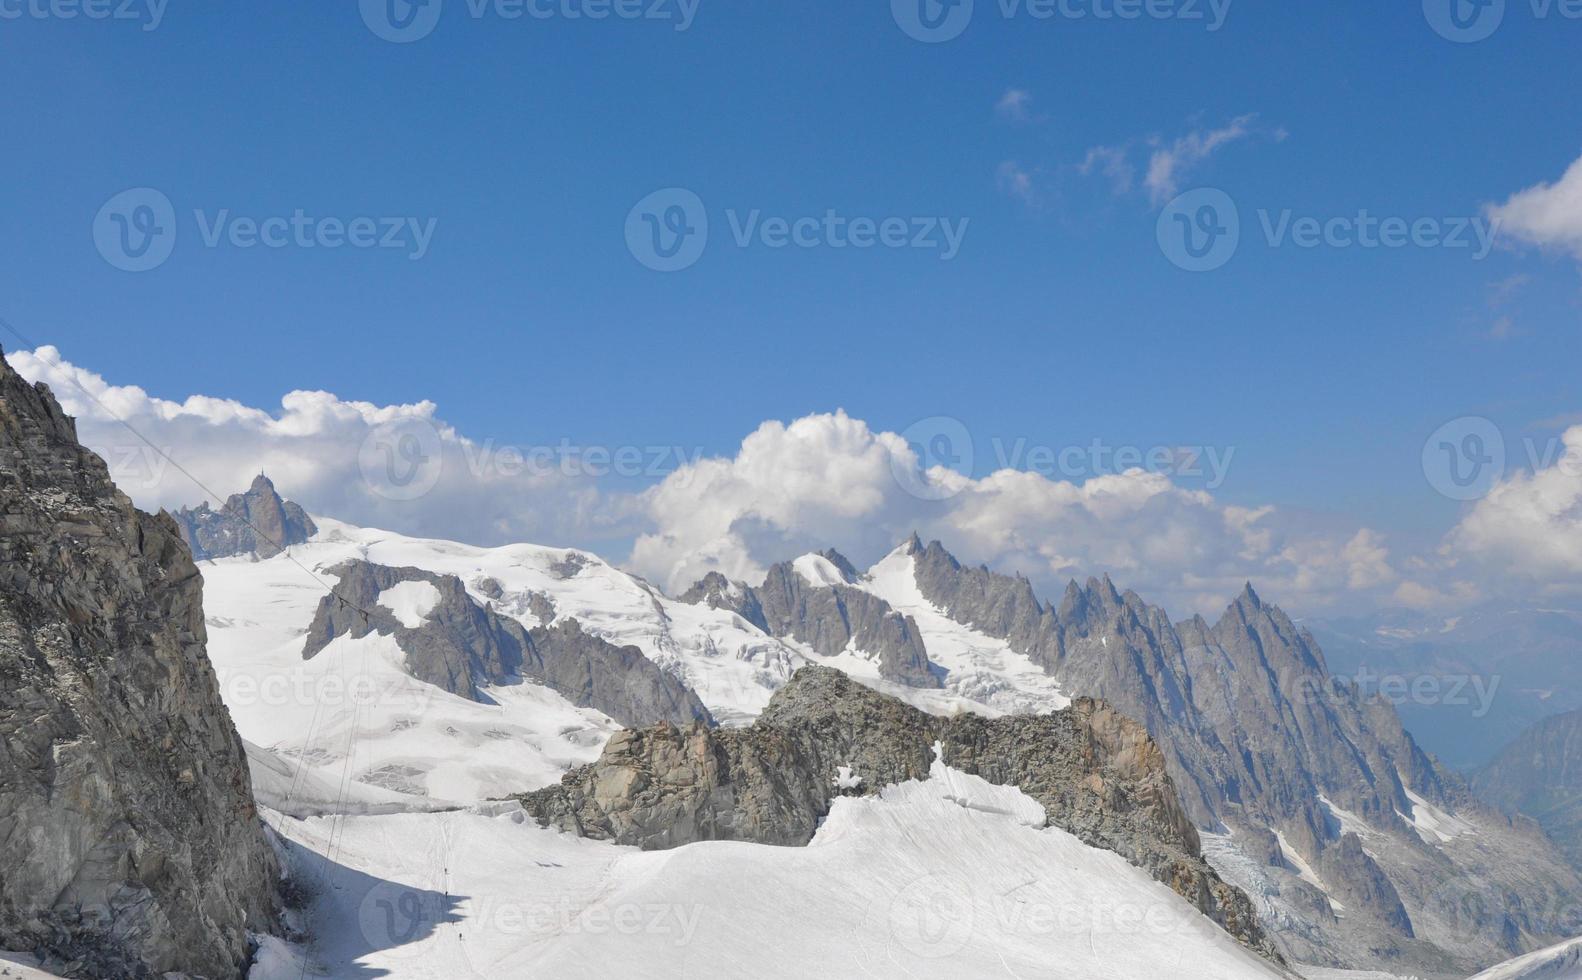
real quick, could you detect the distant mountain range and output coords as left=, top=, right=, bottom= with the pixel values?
left=180, top=471, right=1581, bottom=978
left=1308, top=604, right=1582, bottom=771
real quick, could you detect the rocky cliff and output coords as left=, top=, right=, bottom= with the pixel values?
left=0, top=349, right=281, bottom=978
left=170, top=473, right=316, bottom=560
left=898, top=535, right=1582, bottom=977
left=680, top=551, right=939, bottom=688
left=520, top=664, right=1282, bottom=964
left=1474, top=708, right=1582, bottom=868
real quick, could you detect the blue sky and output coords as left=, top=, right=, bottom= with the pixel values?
left=3, top=1, right=1581, bottom=613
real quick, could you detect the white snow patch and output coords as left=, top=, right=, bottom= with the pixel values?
left=0, top=952, right=64, bottom=979
left=376, top=580, right=441, bottom=628
left=835, top=765, right=863, bottom=790
left=792, top=552, right=850, bottom=587
left=200, top=535, right=622, bottom=804
left=1275, top=830, right=1344, bottom=913
left=1467, top=935, right=1582, bottom=979
left=855, top=544, right=1071, bottom=714
left=1399, top=786, right=1473, bottom=844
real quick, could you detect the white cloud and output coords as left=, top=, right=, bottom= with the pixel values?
left=1444, top=423, right=1582, bottom=584
left=995, top=88, right=1033, bottom=121
left=33, top=346, right=1564, bottom=621
left=996, top=160, right=1041, bottom=207
left=1485, top=152, right=1582, bottom=258
left=627, top=411, right=1403, bottom=617
left=9, top=346, right=627, bottom=550
left=1144, top=114, right=1257, bottom=206
left=1078, top=145, right=1135, bottom=195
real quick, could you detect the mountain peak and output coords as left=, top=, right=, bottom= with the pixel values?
left=817, top=548, right=860, bottom=582
left=171, top=474, right=317, bottom=560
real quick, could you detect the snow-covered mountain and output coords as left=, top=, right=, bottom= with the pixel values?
left=186, top=482, right=1582, bottom=979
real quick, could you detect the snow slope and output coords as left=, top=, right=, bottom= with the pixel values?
left=256, top=759, right=1289, bottom=980
left=1468, top=937, right=1582, bottom=979
left=856, top=544, right=1072, bottom=713
left=201, top=523, right=1088, bottom=814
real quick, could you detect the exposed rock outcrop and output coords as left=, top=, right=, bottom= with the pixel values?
left=520, top=665, right=1282, bottom=964
left=170, top=474, right=316, bottom=559
left=0, top=349, right=280, bottom=978
left=681, top=552, right=940, bottom=688
left=301, top=559, right=713, bottom=728
left=1473, top=708, right=1582, bottom=869
left=899, top=535, right=1582, bottom=977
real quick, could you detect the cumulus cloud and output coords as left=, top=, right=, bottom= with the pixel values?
left=1444, top=423, right=1582, bottom=587
left=17, top=346, right=1517, bottom=620
left=626, top=411, right=1403, bottom=617
left=1485, top=152, right=1582, bottom=258
left=9, top=346, right=628, bottom=550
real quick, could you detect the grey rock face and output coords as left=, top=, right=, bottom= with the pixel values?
left=520, top=665, right=1283, bottom=964
left=680, top=552, right=940, bottom=688
left=902, top=537, right=1582, bottom=977
left=1474, top=708, right=1582, bottom=868
left=0, top=350, right=280, bottom=978
left=676, top=571, right=768, bottom=632
left=301, top=559, right=713, bottom=728
left=170, top=473, right=316, bottom=560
